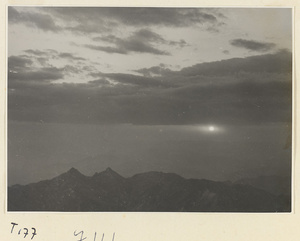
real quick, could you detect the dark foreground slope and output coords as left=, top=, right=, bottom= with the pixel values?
left=8, top=168, right=290, bottom=212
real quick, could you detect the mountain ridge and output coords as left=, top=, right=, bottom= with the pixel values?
left=8, top=167, right=291, bottom=212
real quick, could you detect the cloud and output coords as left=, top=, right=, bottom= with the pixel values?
left=23, top=49, right=56, bottom=67
left=116, top=39, right=169, bottom=55
left=25, top=49, right=85, bottom=61
left=173, top=50, right=292, bottom=77
left=8, top=74, right=292, bottom=125
left=169, top=39, right=189, bottom=47
left=84, top=45, right=127, bottom=54
left=8, top=55, right=64, bottom=88
left=130, top=29, right=188, bottom=48
left=47, top=7, right=221, bottom=29
left=8, top=67, right=64, bottom=82
left=230, top=39, right=276, bottom=52
left=86, top=29, right=173, bottom=55
left=36, top=57, right=49, bottom=66
left=134, top=64, right=172, bottom=77
left=58, top=53, right=86, bottom=61
left=9, top=7, right=225, bottom=35
left=92, top=72, right=167, bottom=88
left=8, top=7, right=61, bottom=32
left=8, top=51, right=292, bottom=125
left=88, top=79, right=112, bottom=86
left=62, top=65, right=82, bottom=75
left=65, top=23, right=112, bottom=35
left=11, top=51, right=101, bottom=83
left=24, top=49, right=49, bottom=56
left=132, top=29, right=166, bottom=43
left=8, top=56, right=33, bottom=70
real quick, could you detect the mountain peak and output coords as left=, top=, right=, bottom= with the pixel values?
left=105, top=167, right=113, bottom=172
left=67, top=167, right=81, bottom=174
left=63, top=167, right=85, bottom=178
left=51, top=167, right=86, bottom=183
left=102, top=167, right=119, bottom=176
left=93, top=167, right=124, bottom=180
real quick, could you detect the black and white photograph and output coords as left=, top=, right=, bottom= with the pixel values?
left=7, top=7, right=292, bottom=212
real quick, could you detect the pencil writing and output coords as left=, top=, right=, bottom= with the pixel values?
left=10, top=222, right=37, bottom=239
left=74, top=230, right=115, bottom=241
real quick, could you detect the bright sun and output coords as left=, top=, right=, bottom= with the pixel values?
left=209, top=126, right=215, bottom=131
left=196, top=125, right=221, bottom=133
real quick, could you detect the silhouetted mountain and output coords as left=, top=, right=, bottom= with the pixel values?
left=8, top=168, right=290, bottom=212
left=235, top=175, right=291, bottom=196
left=235, top=175, right=291, bottom=212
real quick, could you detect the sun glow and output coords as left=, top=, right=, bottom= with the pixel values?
left=209, top=126, right=215, bottom=131
left=193, top=124, right=224, bottom=134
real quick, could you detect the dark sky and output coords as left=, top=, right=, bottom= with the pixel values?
left=7, top=7, right=292, bottom=185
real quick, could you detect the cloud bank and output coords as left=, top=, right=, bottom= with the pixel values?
left=8, top=51, right=292, bottom=126
left=8, top=7, right=224, bottom=34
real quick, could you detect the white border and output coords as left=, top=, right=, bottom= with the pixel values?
left=1, top=2, right=299, bottom=241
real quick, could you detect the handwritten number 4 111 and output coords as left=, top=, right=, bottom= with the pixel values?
left=74, top=230, right=115, bottom=241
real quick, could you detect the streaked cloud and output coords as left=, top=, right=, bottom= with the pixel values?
left=230, top=39, right=276, bottom=52
left=8, top=7, right=224, bottom=35
left=8, top=66, right=64, bottom=82
left=58, top=53, right=86, bottom=61
left=48, top=7, right=221, bottom=29
left=8, top=7, right=61, bottom=32
left=86, top=29, right=187, bottom=55
left=8, top=55, right=33, bottom=70
left=134, top=64, right=172, bottom=77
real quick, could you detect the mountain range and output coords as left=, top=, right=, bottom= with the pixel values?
left=8, top=168, right=291, bottom=212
